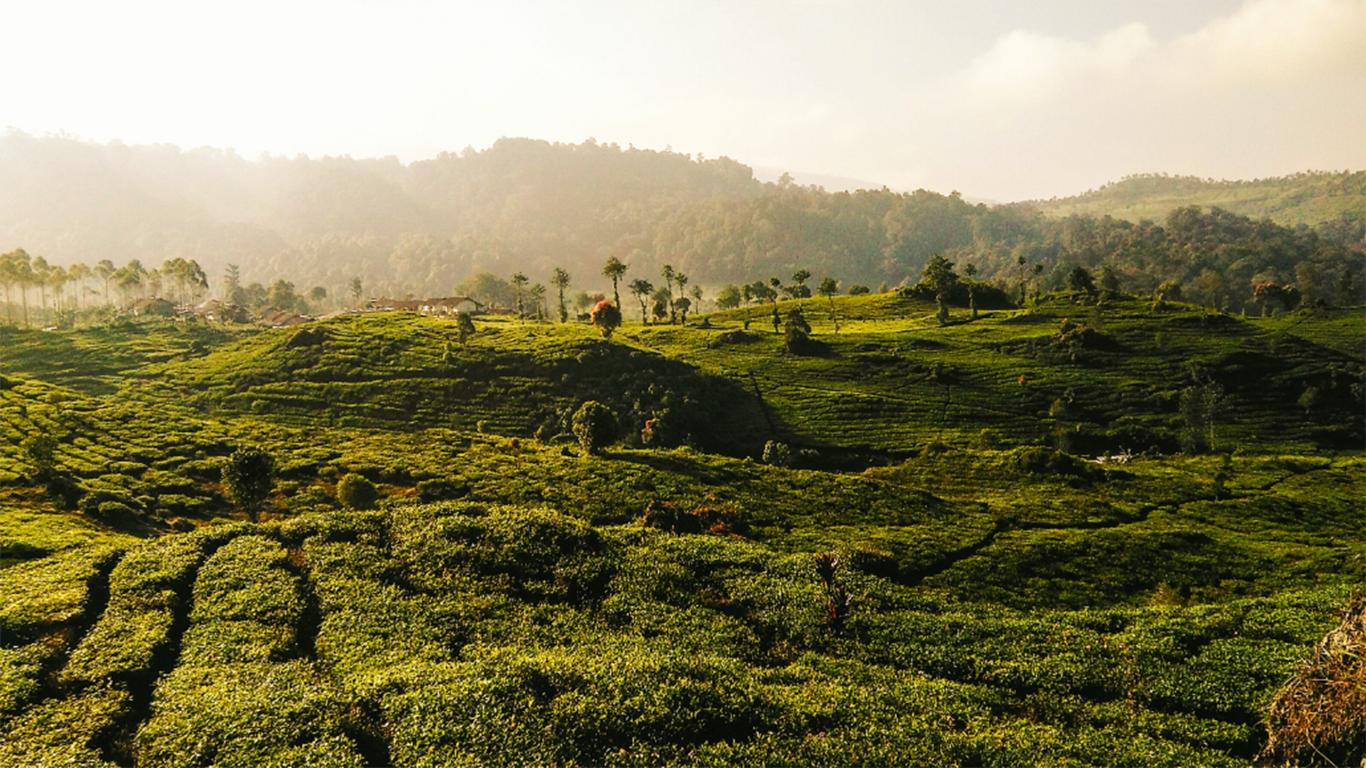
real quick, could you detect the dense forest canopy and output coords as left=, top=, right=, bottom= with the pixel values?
left=1, top=132, right=1362, bottom=311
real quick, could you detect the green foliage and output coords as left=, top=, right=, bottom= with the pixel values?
left=572, top=400, right=615, bottom=455
left=336, top=472, right=381, bottom=510
left=221, top=446, right=275, bottom=519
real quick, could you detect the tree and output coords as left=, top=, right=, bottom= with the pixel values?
left=650, top=287, right=671, bottom=323
left=552, top=268, right=571, bottom=322
left=308, top=286, right=328, bottom=306
left=22, top=434, right=58, bottom=479
left=336, top=473, right=380, bottom=510
left=222, top=446, right=275, bottom=521
left=675, top=296, right=692, bottom=324
left=602, top=256, right=627, bottom=310
left=589, top=298, right=622, bottom=338
left=572, top=400, right=615, bottom=455
left=95, top=259, right=116, bottom=307
left=661, top=264, right=677, bottom=323
left=456, top=311, right=476, bottom=344
left=818, top=277, right=841, bottom=332
left=673, top=272, right=690, bottom=321
left=690, top=285, right=703, bottom=314
left=511, top=272, right=529, bottom=318
left=1067, top=266, right=1096, bottom=297
left=716, top=284, right=742, bottom=310
left=962, top=264, right=978, bottom=320
left=629, top=279, right=654, bottom=324
left=767, top=277, right=782, bottom=333
left=1337, top=267, right=1359, bottom=307
left=784, top=308, right=815, bottom=354
left=1099, top=265, right=1121, bottom=297
left=786, top=269, right=813, bottom=299
left=224, top=264, right=242, bottom=302
left=528, top=283, right=547, bottom=321
left=349, top=277, right=363, bottom=307
left=919, top=255, right=958, bottom=325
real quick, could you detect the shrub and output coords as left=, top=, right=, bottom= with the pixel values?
left=284, top=327, right=327, bottom=349
left=416, top=478, right=470, bottom=502
left=456, top=312, right=476, bottom=344
left=96, top=501, right=139, bottom=523
left=762, top=440, right=792, bottom=467
left=572, top=401, right=615, bottom=455
left=22, top=434, right=58, bottom=478
left=1011, top=447, right=1097, bottom=480
left=1260, top=595, right=1366, bottom=767
left=336, top=473, right=380, bottom=510
left=222, top=446, right=275, bottom=521
left=589, top=300, right=622, bottom=338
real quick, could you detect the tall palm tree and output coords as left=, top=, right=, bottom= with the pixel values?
left=47, top=265, right=68, bottom=319
left=8, top=249, right=35, bottom=328
left=673, top=272, right=689, bottom=323
left=551, top=268, right=571, bottom=322
left=511, top=272, right=528, bottom=319
left=95, top=259, right=116, bottom=307
left=67, top=263, right=92, bottom=314
left=32, top=256, right=51, bottom=323
left=0, top=251, right=16, bottom=326
left=661, top=265, right=676, bottom=324
left=601, top=256, right=627, bottom=310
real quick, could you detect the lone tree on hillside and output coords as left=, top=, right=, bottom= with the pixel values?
left=919, top=255, right=958, bottom=325
left=818, top=277, right=841, bottom=332
left=572, top=400, right=615, bottom=455
left=552, top=268, right=571, bottom=322
left=456, top=311, right=476, bottom=344
left=337, top=473, right=380, bottom=510
left=1068, top=266, right=1097, bottom=299
left=22, top=434, right=58, bottom=480
left=511, top=272, right=529, bottom=319
left=629, top=279, right=654, bottom=324
left=589, top=299, right=622, bottom=338
left=963, top=264, right=979, bottom=319
left=602, top=256, right=627, bottom=310
left=674, top=272, right=690, bottom=319
left=350, top=277, right=363, bottom=306
left=768, top=277, right=783, bottom=333
left=661, top=264, right=677, bottom=323
left=222, top=446, right=275, bottom=522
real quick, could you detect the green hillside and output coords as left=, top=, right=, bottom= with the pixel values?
left=0, top=295, right=1363, bottom=765
left=1030, top=171, right=1366, bottom=227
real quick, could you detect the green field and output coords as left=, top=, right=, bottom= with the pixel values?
left=1, top=293, right=1362, bottom=766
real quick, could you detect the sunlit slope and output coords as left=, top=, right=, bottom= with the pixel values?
left=138, top=313, right=769, bottom=454
left=1029, top=172, right=1366, bottom=226
left=631, top=293, right=1364, bottom=455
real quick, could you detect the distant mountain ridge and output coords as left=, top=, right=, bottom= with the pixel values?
left=1028, top=171, right=1366, bottom=227
left=0, top=132, right=1361, bottom=307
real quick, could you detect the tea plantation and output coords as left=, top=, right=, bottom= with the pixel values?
left=0, top=294, right=1362, bottom=766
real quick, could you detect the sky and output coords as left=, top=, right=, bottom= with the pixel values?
left=1, top=0, right=1363, bottom=201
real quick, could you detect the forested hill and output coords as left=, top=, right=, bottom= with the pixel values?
left=1029, top=171, right=1366, bottom=227
left=1, top=132, right=1362, bottom=308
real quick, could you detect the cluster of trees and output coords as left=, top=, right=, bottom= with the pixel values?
left=0, top=250, right=212, bottom=326
left=2, top=134, right=1361, bottom=313
left=0, top=248, right=354, bottom=327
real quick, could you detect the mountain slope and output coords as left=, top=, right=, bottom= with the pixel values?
left=1029, top=171, right=1366, bottom=227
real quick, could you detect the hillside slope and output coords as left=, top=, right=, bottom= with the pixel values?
left=1030, top=171, right=1366, bottom=227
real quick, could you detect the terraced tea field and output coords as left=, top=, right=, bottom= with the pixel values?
left=0, top=294, right=1362, bottom=766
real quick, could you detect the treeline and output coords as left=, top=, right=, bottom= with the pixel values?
left=1, top=132, right=1362, bottom=311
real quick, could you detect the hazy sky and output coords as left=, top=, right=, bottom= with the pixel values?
left=2, top=0, right=1363, bottom=200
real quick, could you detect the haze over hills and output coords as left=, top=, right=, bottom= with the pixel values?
left=1031, top=172, right=1366, bottom=227
left=1, top=131, right=1362, bottom=308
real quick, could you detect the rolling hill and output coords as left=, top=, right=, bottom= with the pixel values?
left=0, top=292, right=1362, bottom=765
